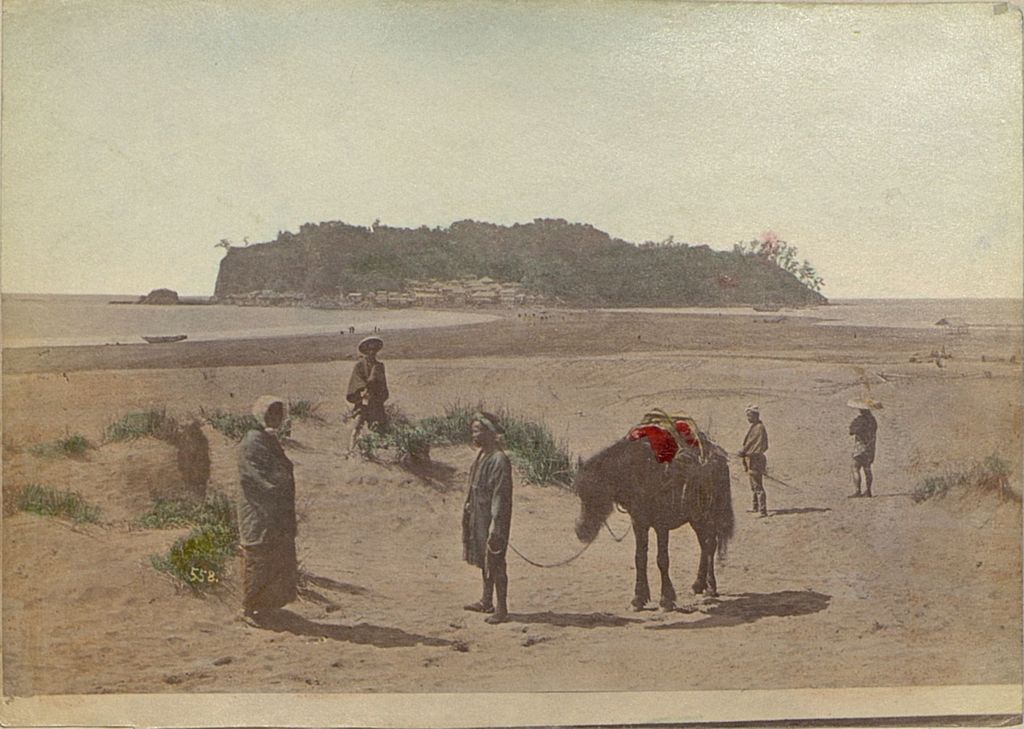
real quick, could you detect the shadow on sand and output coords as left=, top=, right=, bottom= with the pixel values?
left=649, top=590, right=831, bottom=630
left=251, top=609, right=453, bottom=648
left=507, top=611, right=643, bottom=628
left=770, top=507, right=832, bottom=517
left=403, top=458, right=460, bottom=492
left=299, top=572, right=370, bottom=596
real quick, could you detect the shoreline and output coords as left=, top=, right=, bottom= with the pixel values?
left=4, top=309, right=1020, bottom=376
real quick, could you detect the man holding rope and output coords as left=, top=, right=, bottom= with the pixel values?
left=462, top=411, right=513, bottom=624
left=738, top=404, right=770, bottom=517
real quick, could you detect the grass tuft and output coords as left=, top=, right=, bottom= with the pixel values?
left=138, top=491, right=236, bottom=530
left=105, top=409, right=177, bottom=442
left=148, top=491, right=238, bottom=590
left=912, top=455, right=1021, bottom=504
left=200, top=408, right=292, bottom=441
left=357, top=401, right=575, bottom=487
left=16, top=483, right=101, bottom=523
left=28, top=433, right=92, bottom=458
left=150, top=524, right=237, bottom=590
left=288, top=399, right=324, bottom=422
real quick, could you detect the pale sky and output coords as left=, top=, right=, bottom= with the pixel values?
left=2, top=1, right=1021, bottom=298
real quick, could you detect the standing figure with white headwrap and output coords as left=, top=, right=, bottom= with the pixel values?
left=462, top=411, right=513, bottom=624
left=738, top=405, right=770, bottom=518
left=238, top=396, right=297, bottom=623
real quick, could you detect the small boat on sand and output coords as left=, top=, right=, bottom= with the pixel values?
left=142, top=334, right=188, bottom=344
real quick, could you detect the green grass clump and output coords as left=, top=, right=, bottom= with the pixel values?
left=358, top=401, right=575, bottom=487
left=16, top=484, right=101, bottom=523
left=148, top=491, right=238, bottom=589
left=288, top=399, right=324, bottom=422
left=138, top=491, right=236, bottom=530
left=202, top=409, right=259, bottom=440
left=28, top=433, right=92, bottom=458
left=151, top=524, right=237, bottom=590
left=105, top=409, right=176, bottom=442
left=912, top=455, right=1021, bottom=504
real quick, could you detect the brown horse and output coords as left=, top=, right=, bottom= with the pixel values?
left=573, top=437, right=734, bottom=610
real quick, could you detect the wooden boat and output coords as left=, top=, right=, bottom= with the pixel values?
left=142, top=334, right=188, bottom=344
left=753, top=304, right=782, bottom=312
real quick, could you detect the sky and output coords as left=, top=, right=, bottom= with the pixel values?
left=1, top=0, right=1021, bottom=298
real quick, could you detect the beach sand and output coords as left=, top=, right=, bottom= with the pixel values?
left=2, top=310, right=1021, bottom=695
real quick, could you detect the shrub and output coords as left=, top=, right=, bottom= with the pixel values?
left=912, top=455, right=1021, bottom=504
left=105, top=409, right=177, bottom=442
left=29, top=433, right=92, bottom=458
left=16, top=484, right=101, bottom=523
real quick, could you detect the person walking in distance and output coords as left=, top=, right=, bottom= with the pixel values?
left=461, top=412, right=513, bottom=624
left=738, top=405, right=769, bottom=517
left=848, top=400, right=879, bottom=498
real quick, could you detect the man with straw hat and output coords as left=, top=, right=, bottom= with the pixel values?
left=847, top=399, right=880, bottom=498
left=462, top=411, right=513, bottom=624
left=738, top=405, right=770, bottom=517
left=346, top=336, right=389, bottom=454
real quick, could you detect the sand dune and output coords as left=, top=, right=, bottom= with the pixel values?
left=2, top=311, right=1021, bottom=695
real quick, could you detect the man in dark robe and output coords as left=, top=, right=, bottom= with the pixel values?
left=462, top=411, right=513, bottom=624
left=738, top=404, right=769, bottom=517
left=347, top=336, right=389, bottom=453
left=849, top=404, right=878, bottom=497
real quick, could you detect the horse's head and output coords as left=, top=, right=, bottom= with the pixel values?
left=573, top=452, right=615, bottom=543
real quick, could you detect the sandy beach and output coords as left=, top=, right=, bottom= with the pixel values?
left=2, top=308, right=1021, bottom=695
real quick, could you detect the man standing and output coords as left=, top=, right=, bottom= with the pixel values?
left=738, top=405, right=769, bottom=517
left=848, top=401, right=878, bottom=498
left=346, top=336, right=389, bottom=453
left=462, top=412, right=513, bottom=624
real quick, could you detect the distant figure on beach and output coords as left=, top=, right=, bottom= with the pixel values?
left=848, top=400, right=879, bottom=498
left=462, top=412, right=513, bottom=624
left=347, top=336, right=389, bottom=453
left=738, top=405, right=769, bottom=517
left=238, top=396, right=298, bottom=624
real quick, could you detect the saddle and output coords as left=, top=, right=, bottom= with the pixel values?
left=627, top=409, right=707, bottom=464
left=628, top=410, right=713, bottom=515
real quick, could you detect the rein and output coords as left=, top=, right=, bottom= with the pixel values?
left=498, top=518, right=631, bottom=568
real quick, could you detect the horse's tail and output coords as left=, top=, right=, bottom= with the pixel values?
left=712, top=451, right=734, bottom=559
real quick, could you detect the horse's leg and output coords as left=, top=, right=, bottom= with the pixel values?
left=691, top=523, right=708, bottom=595
left=656, top=527, right=676, bottom=611
left=702, top=530, right=719, bottom=598
left=631, top=520, right=650, bottom=611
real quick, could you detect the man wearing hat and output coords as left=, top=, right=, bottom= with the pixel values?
left=738, top=405, right=769, bottom=517
left=347, top=336, right=390, bottom=453
left=462, top=411, right=513, bottom=624
left=848, top=400, right=879, bottom=497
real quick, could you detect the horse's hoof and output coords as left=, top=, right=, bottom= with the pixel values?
left=705, top=589, right=718, bottom=598
left=630, top=599, right=647, bottom=612
left=659, top=600, right=676, bottom=612
left=691, top=584, right=706, bottom=595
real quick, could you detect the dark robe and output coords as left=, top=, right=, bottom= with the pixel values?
left=850, top=411, right=878, bottom=464
left=238, top=428, right=297, bottom=610
left=462, top=449, right=513, bottom=570
left=346, top=357, right=389, bottom=427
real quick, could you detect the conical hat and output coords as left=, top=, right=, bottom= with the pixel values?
left=847, top=398, right=883, bottom=410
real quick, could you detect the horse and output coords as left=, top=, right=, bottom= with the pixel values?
left=573, top=437, right=734, bottom=611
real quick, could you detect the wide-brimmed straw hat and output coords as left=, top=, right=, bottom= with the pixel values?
left=358, top=336, right=384, bottom=354
left=847, top=398, right=883, bottom=410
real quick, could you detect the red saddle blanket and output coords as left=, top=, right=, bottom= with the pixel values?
left=628, top=420, right=701, bottom=464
